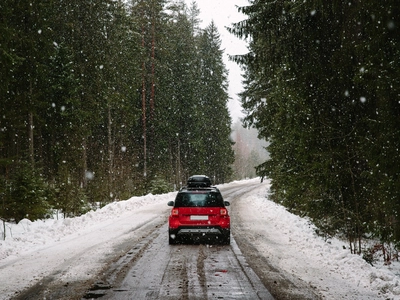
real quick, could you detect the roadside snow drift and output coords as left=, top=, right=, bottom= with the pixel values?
left=0, top=179, right=399, bottom=300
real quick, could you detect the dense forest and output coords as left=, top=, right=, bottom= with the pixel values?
left=0, top=0, right=235, bottom=222
left=231, top=0, right=400, bottom=258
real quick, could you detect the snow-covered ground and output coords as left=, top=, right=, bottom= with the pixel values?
left=234, top=180, right=400, bottom=299
left=0, top=178, right=399, bottom=299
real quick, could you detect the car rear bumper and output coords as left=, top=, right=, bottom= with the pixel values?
left=169, top=226, right=230, bottom=237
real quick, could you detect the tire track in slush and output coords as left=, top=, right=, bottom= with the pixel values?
left=10, top=181, right=273, bottom=300
left=98, top=221, right=273, bottom=299
left=86, top=180, right=273, bottom=299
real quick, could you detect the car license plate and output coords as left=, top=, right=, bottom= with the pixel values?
left=190, top=215, right=208, bottom=220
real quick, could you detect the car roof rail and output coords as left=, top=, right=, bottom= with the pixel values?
left=179, top=186, right=219, bottom=192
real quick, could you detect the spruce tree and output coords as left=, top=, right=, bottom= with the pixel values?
left=197, top=21, right=233, bottom=183
left=230, top=0, right=400, bottom=252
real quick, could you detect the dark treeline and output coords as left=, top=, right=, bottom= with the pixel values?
left=231, top=0, right=400, bottom=258
left=0, top=0, right=234, bottom=223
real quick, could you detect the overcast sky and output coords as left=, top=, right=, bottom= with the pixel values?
left=185, top=0, right=249, bottom=123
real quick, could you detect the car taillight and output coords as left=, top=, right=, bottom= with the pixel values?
left=220, top=208, right=227, bottom=216
left=172, top=208, right=179, bottom=216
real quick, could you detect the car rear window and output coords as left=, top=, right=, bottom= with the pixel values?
left=174, top=192, right=224, bottom=207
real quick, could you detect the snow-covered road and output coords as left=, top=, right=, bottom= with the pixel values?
left=229, top=181, right=400, bottom=299
left=1, top=179, right=399, bottom=299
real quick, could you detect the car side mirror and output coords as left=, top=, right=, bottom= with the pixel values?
left=224, top=201, right=230, bottom=206
left=167, top=201, right=174, bottom=206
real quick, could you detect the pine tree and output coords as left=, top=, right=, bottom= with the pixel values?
left=154, top=0, right=199, bottom=186
left=230, top=0, right=400, bottom=252
left=197, top=21, right=233, bottom=183
left=0, top=0, right=237, bottom=220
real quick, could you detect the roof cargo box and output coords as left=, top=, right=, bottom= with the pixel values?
left=187, top=175, right=211, bottom=187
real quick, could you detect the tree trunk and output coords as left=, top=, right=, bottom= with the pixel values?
left=28, top=111, right=34, bottom=165
left=150, top=20, right=155, bottom=121
left=108, top=105, right=113, bottom=197
left=142, top=61, right=147, bottom=178
left=81, top=137, right=87, bottom=188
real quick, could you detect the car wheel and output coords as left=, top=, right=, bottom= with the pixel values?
left=169, top=236, right=177, bottom=244
left=223, top=236, right=230, bottom=245
left=169, top=232, right=178, bottom=245
left=221, top=231, right=230, bottom=245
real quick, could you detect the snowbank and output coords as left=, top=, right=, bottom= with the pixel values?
left=0, top=192, right=176, bottom=262
left=1, top=179, right=399, bottom=299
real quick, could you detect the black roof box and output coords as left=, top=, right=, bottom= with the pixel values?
left=187, top=175, right=211, bottom=187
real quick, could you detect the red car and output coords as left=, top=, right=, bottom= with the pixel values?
left=168, top=176, right=230, bottom=245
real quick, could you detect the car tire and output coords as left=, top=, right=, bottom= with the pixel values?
left=221, top=231, right=230, bottom=245
left=169, top=232, right=178, bottom=245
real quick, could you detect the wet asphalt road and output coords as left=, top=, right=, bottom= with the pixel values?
left=95, top=223, right=273, bottom=300
left=84, top=181, right=274, bottom=299
left=12, top=181, right=319, bottom=300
